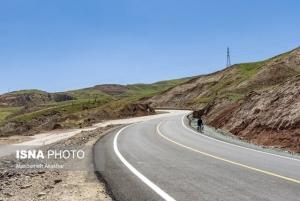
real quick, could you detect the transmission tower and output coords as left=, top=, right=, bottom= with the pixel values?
left=226, top=47, right=231, bottom=67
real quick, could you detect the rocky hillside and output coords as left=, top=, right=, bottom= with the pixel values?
left=147, top=47, right=300, bottom=152
left=148, top=47, right=300, bottom=108
left=0, top=90, right=75, bottom=107
left=200, top=76, right=300, bottom=152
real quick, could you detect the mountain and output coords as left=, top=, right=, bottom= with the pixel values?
left=1, top=47, right=299, bottom=152
left=0, top=78, right=190, bottom=136
left=146, top=47, right=300, bottom=152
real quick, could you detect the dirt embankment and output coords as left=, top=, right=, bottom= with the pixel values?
left=119, top=103, right=155, bottom=117
left=195, top=75, right=300, bottom=153
left=0, top=126, right=116, bottom=201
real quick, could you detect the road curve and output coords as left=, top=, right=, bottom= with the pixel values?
left=94, top=111, right=300, bottom=201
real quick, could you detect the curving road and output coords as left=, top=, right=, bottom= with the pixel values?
left=94, top=111, right=300, bottom=201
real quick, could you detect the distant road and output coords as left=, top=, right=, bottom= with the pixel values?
left=94, top=111, right=300, bottom=201
left=0, top=110, right=179, bottom=158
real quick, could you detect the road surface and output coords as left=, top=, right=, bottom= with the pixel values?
left=94, top=111, right=300, bottom=201
left=0, top=110, right=178, bottom=158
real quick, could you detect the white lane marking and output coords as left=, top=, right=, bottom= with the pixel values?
left=113, top=125, right=176, bottom=201
left=181, top=114, right=300, bottom=162
left=157, top=122, right=300, bottom=184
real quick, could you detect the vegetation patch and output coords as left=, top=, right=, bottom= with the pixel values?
left=0, top=106, right=22, bottom=122
left=237, top=61, right=265, bottom=80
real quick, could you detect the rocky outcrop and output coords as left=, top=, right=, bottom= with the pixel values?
left=0, top=91, right=51, bottom=107
left=50, top=93, right=74, bottom=102
left=0, top=91, right=75, bottom=107
left=120, top=103, right=155, bottom=117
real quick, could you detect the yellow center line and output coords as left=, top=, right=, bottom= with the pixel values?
left=156, top=121, right=300, bottom=185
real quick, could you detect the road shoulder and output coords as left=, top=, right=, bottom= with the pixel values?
left=0, top=126, right=117, bottom=201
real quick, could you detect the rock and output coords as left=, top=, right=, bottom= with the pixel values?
left=54, top=179, right=62, bottom=184
left=44, top=185, right=54, bottom=189
left=37, top=192, right=46, bottom=197
left=52, top=123, right=62, bottom=130
left=4, top=192, right=14, bottom=197
left=20, top=184, right=32, bottom=189
left=7, top=172, right=16, bottom=178
left=2, top=160, right=12, bottom=164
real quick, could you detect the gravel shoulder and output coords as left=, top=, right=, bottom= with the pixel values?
left=0, top=126, right=117, bottom=201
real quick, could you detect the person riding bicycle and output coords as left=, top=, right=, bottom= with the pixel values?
left=197, top=117, right=204, bottom=132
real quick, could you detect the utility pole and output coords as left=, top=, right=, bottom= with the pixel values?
left=226, top=47, right=231, bottom=67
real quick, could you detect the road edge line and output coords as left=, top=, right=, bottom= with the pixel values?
left=157, top=121, right=300, bottom=184
left=181, top=114, right=300, bottom=162
left=113, top=125, right=177, bottom=201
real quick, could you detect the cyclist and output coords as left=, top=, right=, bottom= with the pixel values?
left=197, top=117, right=204, bottom=133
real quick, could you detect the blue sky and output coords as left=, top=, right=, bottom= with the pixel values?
left=1, top=0, right=300, bottom=94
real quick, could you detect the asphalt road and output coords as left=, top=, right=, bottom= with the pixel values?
left=94, top=111, right=300, bottom=201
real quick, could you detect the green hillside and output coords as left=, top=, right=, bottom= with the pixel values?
left=148, top=47, right=300, bottom=109
left=0, top=77, right=191, bottom=135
